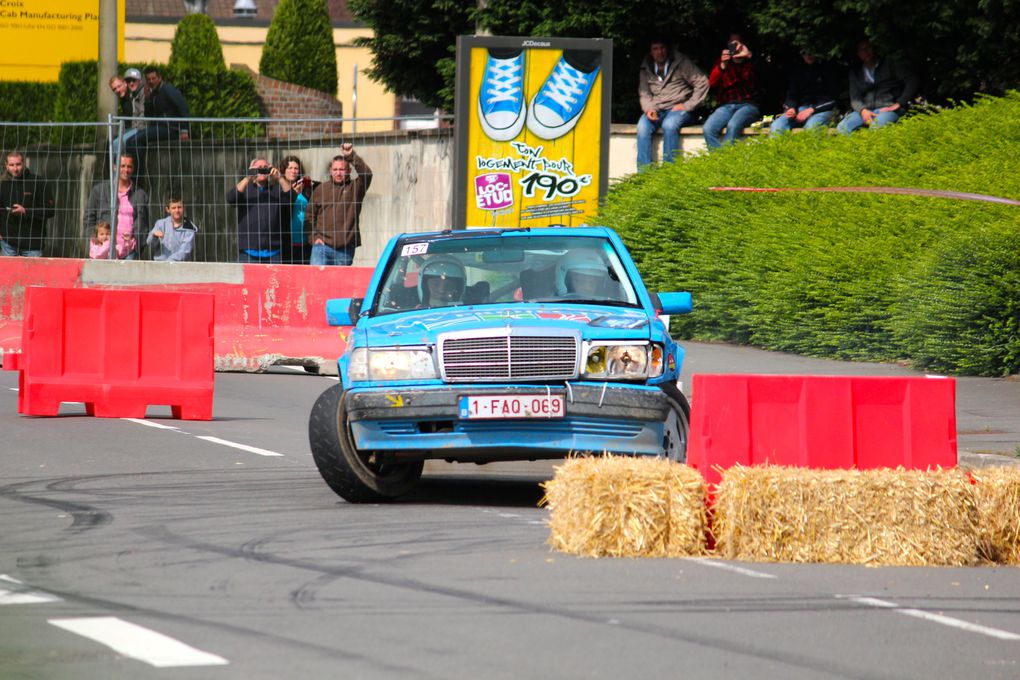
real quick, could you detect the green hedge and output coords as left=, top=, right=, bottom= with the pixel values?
left=50, top=61, right=263, bottom=142
left=600, top=92, right=1020, bottom=376
left=260, top=0, right=338, bottom=96
left=0, top=82, right=59, bottom=146
left=169, top=14, right=227, bottom=73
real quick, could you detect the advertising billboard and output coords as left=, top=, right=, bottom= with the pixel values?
left=0, top=0, right=124, bottom=82
left=453, top=35, right=612, bottom=229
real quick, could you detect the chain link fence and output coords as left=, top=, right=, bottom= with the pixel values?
left=0, top=116, right=454, bottom=265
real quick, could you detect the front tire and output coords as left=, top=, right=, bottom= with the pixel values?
left=308, top=384, right=423, bottom=503
left=660, top=384, right=691, bottom=463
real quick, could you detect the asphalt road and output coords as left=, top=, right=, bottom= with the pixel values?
left=1, top=342, right=1018, bottom=679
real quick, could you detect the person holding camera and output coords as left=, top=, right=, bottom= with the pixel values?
left=227, top=157, right=293, bottom=264
left=304, top=142, right=372, bottom=267
left=703, top=33, right=762, bottom=150
left=837, top=38, right=919, bottom=135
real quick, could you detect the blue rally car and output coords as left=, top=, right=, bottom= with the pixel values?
left=308, top=226, right=693, bottom=502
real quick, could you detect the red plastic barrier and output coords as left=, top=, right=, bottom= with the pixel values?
left=0, top=259, right=375, bottom=372
left=687, top=374, right=957, bottom=486
left=3, top=287, right=215, bottom=419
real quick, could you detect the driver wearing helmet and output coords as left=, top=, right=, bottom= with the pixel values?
left=555, top=250, right=609, bottom=297
left=418, top=255, right=466, bottom=307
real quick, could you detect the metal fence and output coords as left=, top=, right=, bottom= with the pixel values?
left=0, top=116, right=455, bottom=265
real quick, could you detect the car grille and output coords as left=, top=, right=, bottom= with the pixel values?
left=440, top=333, right=578, bottom=382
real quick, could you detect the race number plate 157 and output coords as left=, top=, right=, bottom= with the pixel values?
left=459, top=394, right=565, bottom=419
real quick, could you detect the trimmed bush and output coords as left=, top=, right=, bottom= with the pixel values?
left=169, top=14, right=227, bottom=73
left=600, top=92, right=1020, bottom=376
left=260, top=0, right=338, bottom=96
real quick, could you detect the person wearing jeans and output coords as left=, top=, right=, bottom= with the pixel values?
left=704, top=33, right=761, bottom=150
left=770, top=51, right=841, bottom=135
left=837, top=39, right=918, bottom=135
left=305, top=143, right=372, bottom=267
left=636, top=39, right=708, bottom=169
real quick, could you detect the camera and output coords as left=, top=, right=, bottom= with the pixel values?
left=727, top=41, right=739, bottom=56
left=257, top=167, right=271, bottom=175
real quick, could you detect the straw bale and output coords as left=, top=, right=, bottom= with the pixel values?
left=541, top=455, right=707, bottom=558
left=712, top=466, right=980, bottom=566
left=971, top=467, right=1020, bottom=565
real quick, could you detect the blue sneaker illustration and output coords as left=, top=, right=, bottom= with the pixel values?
left=478, top=50, right=526, bottom=142
left=527, top=51, right=601, bottom=140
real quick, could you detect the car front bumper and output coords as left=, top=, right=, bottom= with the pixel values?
left=344, top=383, right=671, bottom=463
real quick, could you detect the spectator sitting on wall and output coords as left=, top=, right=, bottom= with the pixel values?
left=636, top=37, right=709, bottom=170
left=0, top=150, right=56, bottom=257
left=108, top=69, right=148, bottom=158
left=88, top=221, right=113, bottom=260
left=84, top=153, right=148, bottom=260
left=280, top=155, right=320, bottom=265
left=837, top=38, right=919, bottom=135
left=124, top=66, right=190, bottom=174
left=147, top=193, right=198, bottom=261
left=228, top=157, right=293, bottom=264
left=770, top=50, right=842, bottom=135
left=305, top=143, right=373, bottom=267
left=703, top=33, right=762, bottom=150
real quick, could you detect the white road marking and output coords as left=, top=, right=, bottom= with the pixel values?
left=49, top=617, right=228, bottom=667
left=690, top=559, right=777, bottom=579
left=195, top=436, right=284, bottom=457
left=0, top=575, right=61, bottom=605
left=122, top=418, right=181, bottom=431
left=846, top=596, right=1020, bottom=641
left=7, top=387, right=17, bottom=392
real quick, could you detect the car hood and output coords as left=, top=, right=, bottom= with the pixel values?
left=357, top=305, right=653, bottom=346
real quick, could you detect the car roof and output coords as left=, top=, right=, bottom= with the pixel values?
left=395, top=226, right=616, bottom=242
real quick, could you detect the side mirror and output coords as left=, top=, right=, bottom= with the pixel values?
left=656, top=292, right=692, bottom=315
left=326, top=298, right=363, bottom=326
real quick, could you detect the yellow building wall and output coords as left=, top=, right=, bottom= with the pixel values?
left=124, top=22, right=396, bottom=132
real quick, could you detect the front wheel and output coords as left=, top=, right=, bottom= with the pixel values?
left=660, top=384, right=691, bottom=463
left=308, top=384, right=423, bottom=503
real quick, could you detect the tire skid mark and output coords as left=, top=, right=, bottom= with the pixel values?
left=137, top=525, right=885, bottom=680
left=0, top=478, right=113, bottom=534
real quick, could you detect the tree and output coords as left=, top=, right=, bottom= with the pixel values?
left=348, top=0, right=474, bottom=112
left=168, top=13, right=226, bottom=73
left=260, top=0, right=338, bottom=96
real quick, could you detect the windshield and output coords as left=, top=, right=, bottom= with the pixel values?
left=372, top=234, right=640, bottom=315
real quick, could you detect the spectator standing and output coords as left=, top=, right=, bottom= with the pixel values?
left=305, top=143, right=373, bottom=267
left=88, top=221, right=113, bottom=260
left=771, top=51, right=842, bottom=135
left=704, top=34, right=762, bottom=150
left=636, top=39, right=709, bottom=169
left=837, top=39, right=919, bottom=135
left=84, top=154, right=148, bottom=260
left=227, top=157, right=293, bottom=264
left=0, top=151, right=55, bottom=257
left=147, top=194, right=198, bottom=261
left=280, top=155, right=319, bottom=264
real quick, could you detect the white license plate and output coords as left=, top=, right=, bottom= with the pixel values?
left=459, top=394, right=565, bottom=419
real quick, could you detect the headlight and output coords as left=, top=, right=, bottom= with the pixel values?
left=346, top=347, right=437, bottom=381
left=582, top=343, right=663, bottom=380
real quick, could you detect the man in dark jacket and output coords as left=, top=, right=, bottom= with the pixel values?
left=771, top=51, right=842, bottom=134
left=837, top=39, right=919, bottom=135
left=227, top=157, right=294, bottom=263
left=0, top=151, right=55, bottom=257
left=305, top=143, right=373, bottom=266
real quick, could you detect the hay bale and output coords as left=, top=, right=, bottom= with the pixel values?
left=542, top=455, right=707, bottom=558
left=971, top=467, right=1020, bottom=565
left=712, top=466, right=980, bottom=566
